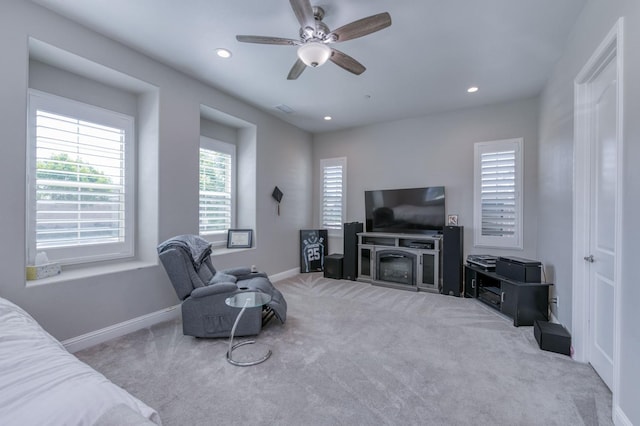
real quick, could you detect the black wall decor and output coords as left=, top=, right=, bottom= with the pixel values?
left=300, top=229, right=328, bottom=273
left=272, top=186, right=283, bottom=215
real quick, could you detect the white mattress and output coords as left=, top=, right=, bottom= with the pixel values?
left=0, top=296, right=161, bottom=425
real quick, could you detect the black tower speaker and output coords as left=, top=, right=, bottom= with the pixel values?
left=442, top=226, right=464, bottom=296
left=343, top=222, right=363, bottom=280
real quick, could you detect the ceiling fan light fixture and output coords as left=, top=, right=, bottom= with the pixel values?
left=297, top=42, right=331, bottom=67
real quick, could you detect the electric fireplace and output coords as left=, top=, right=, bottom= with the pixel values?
left=376, top=250, right=416, bottom=287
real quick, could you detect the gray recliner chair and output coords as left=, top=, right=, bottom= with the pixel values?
left=158, top=235, right=287, bottom=338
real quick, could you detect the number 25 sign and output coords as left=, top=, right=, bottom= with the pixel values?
left=300, top=229, right=328, bottom=273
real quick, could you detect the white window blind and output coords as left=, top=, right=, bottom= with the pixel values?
left=320, top=157, right=346, bottom=233
left=199, top=137, right=235, bottom=238
left=474, top=138, right=523, bottom=249
left=27, top=90, right=135, bottom=265
left=480, top=150, right=516, bottom=236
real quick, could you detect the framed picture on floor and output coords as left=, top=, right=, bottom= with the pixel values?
left=227, top=229, right=253, bottom=248
left=299, top=229, right=328, bottom=273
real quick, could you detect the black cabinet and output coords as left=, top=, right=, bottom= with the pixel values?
left=464, top=267, right=496, bottom=298
left=465, top=264, right=551, bottom=326
left=465, top=267, right=501, bottom=299
left=500, top=280, right=518, bottom=320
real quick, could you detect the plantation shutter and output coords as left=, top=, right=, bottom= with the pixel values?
left=199, top=147, right=233, bottom=234
left=480, top=149, right=517, bottom=237
left=474, top=139, right=522, bottom=249
left=34, top=110, right=127, bottom=249
left=321, top=158, right=346, bottom=232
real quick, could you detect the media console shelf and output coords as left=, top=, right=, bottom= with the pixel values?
left=464, top=263, right=551, bottom=326
left=357, top=232, right=441, bottom=293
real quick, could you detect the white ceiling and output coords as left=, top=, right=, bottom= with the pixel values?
left=31, top=0, right=586, bottom=133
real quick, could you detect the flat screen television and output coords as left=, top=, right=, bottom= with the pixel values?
left=364, top=186, right=445, bottom=234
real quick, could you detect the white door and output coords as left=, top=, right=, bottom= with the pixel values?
left=586, top=57, right=617, bottom=390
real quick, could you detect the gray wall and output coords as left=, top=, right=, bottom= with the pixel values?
left=200, top=119, right=238, bottom=145
left=29, top=60, right=138, bottom=116
left=538, top=0, right=640, bottom=423
left=313, top=97, right=540, bottom=260
left=0, top=0, right=312, bottom=341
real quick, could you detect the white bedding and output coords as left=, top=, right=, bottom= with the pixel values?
left=0, top=297, right=161, bottom=425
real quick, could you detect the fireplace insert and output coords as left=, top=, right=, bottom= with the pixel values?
left=376, top=250, right=416, bottom=287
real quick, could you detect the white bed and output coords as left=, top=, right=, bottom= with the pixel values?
left=0, top=296, right=161, bottom=425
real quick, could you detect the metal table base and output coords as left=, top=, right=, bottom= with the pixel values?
left=226, top=300, right=272, bottom=366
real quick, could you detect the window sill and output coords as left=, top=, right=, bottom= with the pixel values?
left=25, top=259, right=157, bottom=287
left=210, top=246, right=256, bottom=256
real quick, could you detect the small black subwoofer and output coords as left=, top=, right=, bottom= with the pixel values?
left=534, top=320, right=571, bottom=356
left=324, top=254, right=344, bottom=279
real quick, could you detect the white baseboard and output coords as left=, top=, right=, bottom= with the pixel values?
left=270, top=267, right=300, bottom=283
left=613, top=404, right=632, bottom=426
left=62, top=268, right=298, bottom=353
left=62, top=304, right=180, bottom=353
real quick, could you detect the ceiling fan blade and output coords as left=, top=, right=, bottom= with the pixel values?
left=289, top=0, right=315, bottom=30
left=236, top=35, right=299, bottom=45
left=287, top=59, right=307, bottom=80
left=330, top=49, right=366, bottom=75
left=330, top=12, right=392, bottom=42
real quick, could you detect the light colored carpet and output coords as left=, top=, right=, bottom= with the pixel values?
left=77, top=274, right=613, bottom=425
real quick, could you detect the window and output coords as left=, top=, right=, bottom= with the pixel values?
left=199, top=136, right=236, bottom=241
left=473, top=138, right=523, bottom=249
left=320, top=157, right=346, bottom=235
left=27, top=90, right=135, bottom=265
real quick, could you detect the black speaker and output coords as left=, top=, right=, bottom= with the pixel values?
left=534, top=320, right=571, bottom=356
left=324, top=254, right=343, bottom=279
left=442, top=226, right=464, bottom=296
left=343, top=222, right=363, bottom=280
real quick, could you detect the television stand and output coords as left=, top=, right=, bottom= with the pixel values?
left=464, top=263, right=552, bottom=326
left=357, top=232, right=441, bottom=293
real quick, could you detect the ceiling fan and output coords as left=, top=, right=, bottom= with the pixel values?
left=236, top=0, right=392, bottom=80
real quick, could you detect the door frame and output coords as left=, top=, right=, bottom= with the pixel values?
left=572, top=16, right=623, bottom=402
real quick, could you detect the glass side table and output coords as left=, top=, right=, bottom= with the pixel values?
left=225, top=292, right=272, bottom=366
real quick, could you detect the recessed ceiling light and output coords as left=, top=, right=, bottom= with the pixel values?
left=467, top=86, right=479, bottom=93
left=324, top=116, right=332, bottom=121
left=216, top=48, right=232, bottom=59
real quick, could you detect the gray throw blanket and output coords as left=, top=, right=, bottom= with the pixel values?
left=247, top=276, right=287, bottom=323
left=157, top=235, right=212, bottom=270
